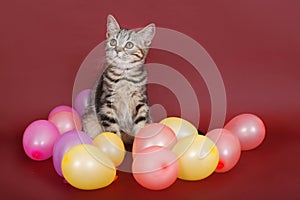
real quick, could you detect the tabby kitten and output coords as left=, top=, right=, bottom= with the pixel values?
left=82, top=15, right=155, bottom=144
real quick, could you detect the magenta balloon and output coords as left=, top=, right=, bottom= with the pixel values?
left=206, top=129, right=241, bottom=173
left=132, top=123, right=177, bottom=158
left=23, top=120, right=60, bottom=161
left=52, top=130, right=93, bottom=176
left=74, top=89, right=91, bottom=117
left=132, top=146, right=178, bottom=190
left=224, top=114, right=266, bottom=151
left=48, top=105, right=75, bottom=118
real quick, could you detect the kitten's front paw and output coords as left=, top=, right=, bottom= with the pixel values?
left=82, top=112, right=103, bottom=139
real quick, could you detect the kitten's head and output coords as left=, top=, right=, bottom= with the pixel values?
left=105, top=15, right=155, bottom=69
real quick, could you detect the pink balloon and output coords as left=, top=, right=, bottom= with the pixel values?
left=224, top=114, right=266, bottom=151
left=23, top=120, right=60, bottom=161
left=132, top=123, right=177, bottom=158
left=132, top=146, right=178, bottom=190
left=74, top=89, right=91, bottom=117
left=48, top=111, right=82, bottom=134
left=52, top=130, right=93, bottom=176
left=48, top=105, right=75, bottom=118
left=206, top=129, right=241, bottom=173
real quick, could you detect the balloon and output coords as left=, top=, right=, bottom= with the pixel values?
left=52, top=130, right=94, bottom=176
left=224, top=114, right=266, bottom=151
left=132, top=123, right=177, bottom=158
left=206, top=129, right=241, bottom=173
left=48, top=105, right=79, bottom=118
left=74, top=89, right=91, bottom=117
left=132, top=146, right=178, bottom=190
left=93, top=132, right=125, bottom=167
left=23, top=120, right=60, bottom=161
left=62, top=144, right=116, bottom=190
left=172, top=135, right=219, bottom=181
left=48, top=111, right=82, bottom=134
left=160, top=117, right=198, bottom=140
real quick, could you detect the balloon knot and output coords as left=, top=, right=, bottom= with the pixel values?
left=217, top=161, right=224, bottom=169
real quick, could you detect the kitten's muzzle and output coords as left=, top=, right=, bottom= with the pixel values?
left=115, top=46, right=124, bottom=53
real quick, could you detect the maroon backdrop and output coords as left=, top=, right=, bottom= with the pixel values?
left=1, top=0, right=299, bottom=199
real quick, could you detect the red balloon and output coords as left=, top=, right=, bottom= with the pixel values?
left=206, top=129, right=241, bottom=173
left=48, top=111, right=82, bottom=134
left=132, top=123, right=177, bottom=158
left=224, top=114, right=266, bottom=151
left=132, top=146, right=178, bottom=190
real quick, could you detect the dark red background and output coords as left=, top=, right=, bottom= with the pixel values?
left=1, top=0, right=299, bottom=199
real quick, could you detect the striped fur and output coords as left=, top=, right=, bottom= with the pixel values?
left=82, top=15, right=155, bottom=144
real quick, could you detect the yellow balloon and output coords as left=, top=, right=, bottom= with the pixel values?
left=62, top=144, right=116, bottom=190
left=93, top=132, right=125, bottom=167
left=160, top=117, right=198, bottom=140
left=172, top=135, right=219, bottom=181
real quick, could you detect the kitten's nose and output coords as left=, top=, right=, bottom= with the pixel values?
left=115, top=46, right=123, bottom=53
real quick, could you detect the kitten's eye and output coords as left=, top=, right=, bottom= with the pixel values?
left=110, top=39, right=117, bottom=46
left=125, top=42, right=134, bottom=49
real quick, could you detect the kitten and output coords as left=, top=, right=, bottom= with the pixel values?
left=82, top=15, right=155, bottom=144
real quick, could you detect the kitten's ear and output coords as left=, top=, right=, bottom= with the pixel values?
left=138, top=23, right=156, bottom=46
left=107, top=15, right=120, bottom=38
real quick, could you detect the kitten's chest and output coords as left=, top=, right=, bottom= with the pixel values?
left=102, top=66, right=145, bottom=112
left=113, top=80, right=139, bottom=105
left=113, top=81, right=138, bottom=132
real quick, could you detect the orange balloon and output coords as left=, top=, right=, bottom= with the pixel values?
left=48, top=111, right=82, bottom=134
